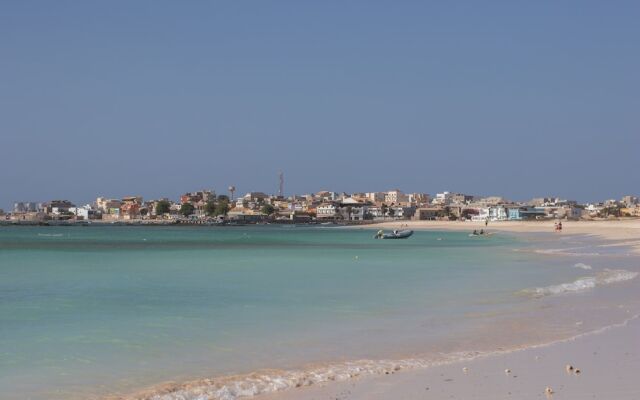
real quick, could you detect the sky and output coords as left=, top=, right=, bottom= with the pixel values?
left=1, top=1, right=639, bottom=209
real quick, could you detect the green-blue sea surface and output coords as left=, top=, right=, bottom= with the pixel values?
left=0, top=225, right=624, bottom=399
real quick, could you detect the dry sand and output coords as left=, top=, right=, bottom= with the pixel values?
left=259, top=220, right=640, bottom=400
left=261, top=315, right=640, bottom=400
left=374, top=219, right=640, bottom=253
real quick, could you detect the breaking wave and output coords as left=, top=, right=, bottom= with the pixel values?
left=532, top=247, right=601, bottom=257
left=126, top=353, right=485, bottom=400
left=524, top=269, right=638, bottom=297
left=119, top=311, right=640, bottom=400
left=573, top=263, right=592, bottom=270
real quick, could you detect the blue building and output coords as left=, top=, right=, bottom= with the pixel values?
left=508, top=206, right=547, bottom=220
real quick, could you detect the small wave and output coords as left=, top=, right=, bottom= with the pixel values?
left=573, top=263, right=592, bottom=270
left=533, top=247, right=600, bottom=257
left=128, top=351, right=491, bottom=400
left=37, top=233, right=64, bottom=237
left=121, top=312, right=640, bottom=400
left=598, top=240, right=640, bottom=248
left=524, top=269, right=638, bottom=297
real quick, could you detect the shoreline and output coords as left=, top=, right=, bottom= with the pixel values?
left=5, top=222, right=638, bottom=400
left=369, top=219, right=640, bottom=254
left=116, top=312, right=640, bottom=400
left=110, top=222, right=640, bottom=400
left=261, top=313, right=640, bottom=400
left=258, top=220, right=640, bottom=400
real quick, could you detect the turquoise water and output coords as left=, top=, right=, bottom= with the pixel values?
left=0, top=226, right=637, bottom=399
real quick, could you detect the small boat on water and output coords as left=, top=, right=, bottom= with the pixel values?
left=375, top=229, right=414, bottom=239
left=469, top=230, right=494, bottom=237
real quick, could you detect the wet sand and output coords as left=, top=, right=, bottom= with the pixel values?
left=262, top=314, right=640, bottom=400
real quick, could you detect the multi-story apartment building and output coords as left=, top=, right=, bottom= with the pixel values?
left=43, top=200, right=75, bottom=215
left=96, top=197, right=122, bottom=214
left=13, top=202, right=40, bottom=213
left=385, top=190, right=407, bottom=204
left=407, top=193, right=430, bottom=206
left=433, top=191, right=452, bottom=205
left=622, top=195, right=638, bottom=207
left=450, top=193, right=474, bottom=204
left=316, top=203, right=338, bottom=219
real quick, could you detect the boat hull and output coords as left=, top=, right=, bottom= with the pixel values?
left=378, top=230, right=414, bottom=239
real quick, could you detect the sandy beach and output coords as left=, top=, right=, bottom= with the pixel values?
left=258, top=220, right=640, bottom=400
left=374, top=219, right=640, bottom=253
left=262, top=314, right=640, bottom=400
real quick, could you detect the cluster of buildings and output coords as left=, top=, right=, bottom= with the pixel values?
left=3, top=189, right=640, bottom=225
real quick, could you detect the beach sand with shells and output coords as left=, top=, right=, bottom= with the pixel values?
left=262, top=311, right=640, bottom=400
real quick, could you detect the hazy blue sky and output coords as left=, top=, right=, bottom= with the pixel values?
left=1, top=1, right=639, bottom=208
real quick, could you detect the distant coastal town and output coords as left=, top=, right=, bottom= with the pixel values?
left=4, top=181, right=640, bottom=225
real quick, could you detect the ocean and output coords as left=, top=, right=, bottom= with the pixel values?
left=1, top=225, right=638, bottom=399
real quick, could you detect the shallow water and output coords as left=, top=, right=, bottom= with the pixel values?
left=0, top=225, right=638, bottom=399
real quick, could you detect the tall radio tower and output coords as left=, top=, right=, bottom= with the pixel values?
left=278, top=171, right=284, bottom=197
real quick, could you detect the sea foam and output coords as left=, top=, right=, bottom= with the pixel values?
left=132, top=351, right=495, bottom=400
left=533, top=248, right=601, bottom=257
left=126, top=312, right=640, bottom=400
left=526, top=269, right=638, bottom=297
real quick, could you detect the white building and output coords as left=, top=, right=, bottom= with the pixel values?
left=339, top=205, right=368, bottom=221
left=385, top=190, right=407, bottom=204
left=315, top=191, right=338, bottom=202
left=434, top=191, right=452, bottom=205
left=489, top=206, right=508, bottom=221
left=316, top=204, right=338, bottom=219
left=585, top=204, right=604, bottom=216
left=365, top=192, right=386, bottom=203
left=472, top=206, right=508, bottom=221
left=622, top=195, right=638, bottom=207
left=13, top=202, right=40, bottom=213
left=472, top=208, right=490, bottom=221
left=235, top=198, right=246, bottom=209
left=68, top=205, right=94, bottom=220
left=367, top=206, right=384, bottom=218
left=390, top=206, right=414, bottom=219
